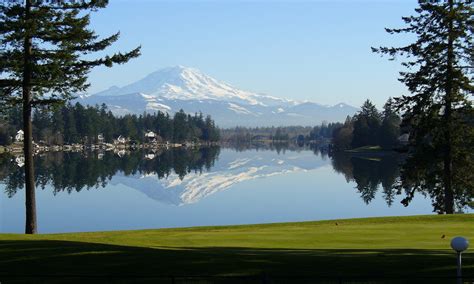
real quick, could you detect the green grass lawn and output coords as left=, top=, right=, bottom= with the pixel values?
left=0, top=214, right=473, bottom=283
left=345, top=145, right=384, bottom=153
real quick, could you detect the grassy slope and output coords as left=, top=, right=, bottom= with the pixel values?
left=0, top=215, right=473, bottom=281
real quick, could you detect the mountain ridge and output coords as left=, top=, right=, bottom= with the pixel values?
left=79, top=66, right=358, bottom=127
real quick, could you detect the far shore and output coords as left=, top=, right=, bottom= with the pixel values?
left=1, top=141, right=219, bottom=154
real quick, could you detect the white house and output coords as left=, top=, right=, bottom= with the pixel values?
left=145, top=131, right=156, bottom=139
left=115, top=135, right=127, bottom=144
left=15, top=130, right=24, bottom=142
left=145, top=131, right=157, bottom=142
left=116, top=149, right=126, bottom=158
left=97, top=133, right=104, bottom=143
left=15, top=156, right=25, bottom=167
left=144, top=153, right=155, bottom=160
left=398, top=133, right=410, bottom=145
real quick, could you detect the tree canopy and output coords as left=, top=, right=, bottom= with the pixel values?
left=0, top=0, right=140, bottom=107
left=0, top=0, right=141, bottom=233
left=373, top=0, right=473, bottom=213
left=332, top=99, right=401, bottom=151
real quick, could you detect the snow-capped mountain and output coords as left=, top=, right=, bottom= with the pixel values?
left=111, top=148, right=330, bottom=206
left=79, top=66, right=358, bottom=127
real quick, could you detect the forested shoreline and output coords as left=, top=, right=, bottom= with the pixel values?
left=0, top=103, right=220, bottom=145
left=332, top=99, right=402, bottom=151
left=221, top=123, right=343, bottom=143
left=221, top=99, right=404, bottom=153
left=0, top=99, right=405, bottom=157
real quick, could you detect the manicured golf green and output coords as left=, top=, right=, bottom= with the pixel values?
left=0, top=214, right=472, bottom=282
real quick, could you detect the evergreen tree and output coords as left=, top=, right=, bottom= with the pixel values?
left=379, top=98, right=401, bottom=149
left=63, top=104, right=78, bottom=143
left=351, top=100, right=381, bottom=148
left=0, top=0, right=140, bottom=233
left=32, top=107, right=50, bottom=142
left=0, top=117, right=13, bottom=145
left=205, top=115, right=219, bottom=142
left=173, top=110, right=189, bottom=142
left=332, top=116, right=354, bottom=150
left=123, top=114, right=139, bottom=141
left=51, top=107, right=64, bottom=145
left=373, top=0, right=473, bottom=213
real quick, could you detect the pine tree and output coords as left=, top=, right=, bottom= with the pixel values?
left=373, top=0, right=473, bottom=213
left=63, top=104, right=78, bottom=144
left=351, top=100, right=381, bottom=148
left=0, top=0, right=140, bottom=233
left=173, top=110, right=189, bottom=143
left=332, top=117, right=354, bottom=151
left=51, top=107, right=65, bottom=145
left=379, top=98, right=401, bottom=149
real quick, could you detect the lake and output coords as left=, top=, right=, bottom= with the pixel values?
left=0, top=145, right=458, bottom=233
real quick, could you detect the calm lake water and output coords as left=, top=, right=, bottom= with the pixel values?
left=0, top=146, right=448, bottom=233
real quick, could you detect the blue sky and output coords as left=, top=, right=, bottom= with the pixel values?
left=87, top=0, right=418, bottom=108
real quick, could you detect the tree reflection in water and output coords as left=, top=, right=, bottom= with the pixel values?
left=0, top=144, right=471, bottom=213
left=330, top=151, right=472, bottom=213
left=330, top=152, right=402, bottom=206
left=0, top=147, right=220, bottom=197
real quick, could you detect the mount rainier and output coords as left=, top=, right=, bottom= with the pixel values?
left=79, top=66, right=358, bottom=127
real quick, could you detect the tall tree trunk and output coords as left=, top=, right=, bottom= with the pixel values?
left=443, top=0, right=454, bottom=214
left=23, top=0, right=37, bottom=234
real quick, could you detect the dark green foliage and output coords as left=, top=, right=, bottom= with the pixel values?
left=307, top=122, right=343, bottom=141
left=221, top=123, right=342, bottom=143
left=63, top=105, right=78, bottom=143
left=0, top=0, right=141, bottom=233
left=203, top=115, right=220, bottom=142
left=351, top=100, right=382, bottom=148
left=12, top=104, right=219, bottom=145
left=330, top=143, right=472, bottom=213
left=0, top=106, right=22, bottom=145
left=0, top=0, right=140, bottom=107
left=173, top=110, right=189, bottom=143
left=332, top=99, right=400, bottom=150
left=379, top=99, right=401, bottom=149
left=373, top=0, right=474, bottom=213
left=332, top=116, right=354, bottom=150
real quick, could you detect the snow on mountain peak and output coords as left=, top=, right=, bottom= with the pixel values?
left=81, top=66, right=359, bottom=127
left=92, top=66, right=295, bottom=107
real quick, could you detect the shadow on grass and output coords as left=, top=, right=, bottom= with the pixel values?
left=0, top=240, right=472, bottom=283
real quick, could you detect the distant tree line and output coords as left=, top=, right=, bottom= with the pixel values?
left=221, top=123, right=343, bottom=143
left=332, top=99, right=401, bottom=151
left=221, top=99, right=401, bottom=151
left=0, top=103, right=220, bottom=145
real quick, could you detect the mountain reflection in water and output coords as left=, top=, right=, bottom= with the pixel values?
left=0, top=144, right=471, bottom=213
